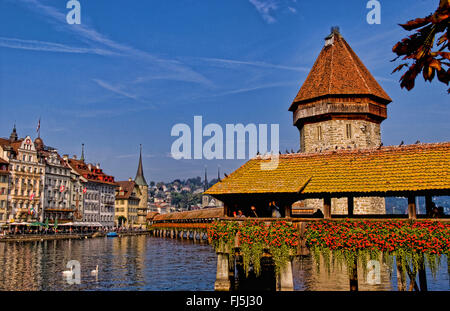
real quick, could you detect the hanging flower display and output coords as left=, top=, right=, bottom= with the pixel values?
left=208, top=220, right=299, bottom=276
left=305, top=220, right=450, bottom=276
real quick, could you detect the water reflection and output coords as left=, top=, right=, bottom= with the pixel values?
left=0, top=236, right=217, bottom=291
left=0, top=237, right=448, bottom=291
left=292, top=254, right=449, bottom=291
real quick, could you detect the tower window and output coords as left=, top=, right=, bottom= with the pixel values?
left=346, top=124, right=352, bottom=139
left=317, top=126, right=323, bottom=141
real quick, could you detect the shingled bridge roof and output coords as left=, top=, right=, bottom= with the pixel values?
left=205, top=143, right=450, bottom=197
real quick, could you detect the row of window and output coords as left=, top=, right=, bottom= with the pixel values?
left=10, top=202, right=40, bottom=210
left=83, top=214, right=114, bottom=222
left=12, top=165, right=43, bottom=174
left=115, top=207, right=137, bottom=213
left=21, top=154, right=34, bottom=162
left=116, top=199, right=139, bottom=205
left=45, top=166, right=70, bottom=176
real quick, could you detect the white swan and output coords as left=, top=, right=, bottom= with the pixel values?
left=90, top=265, right=98, bottom=276
left=62, top=266, right=73, bottom=276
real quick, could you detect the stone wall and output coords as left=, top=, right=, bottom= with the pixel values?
left=300, top=119, right=381, bottom=153
left=299, top=118, right=385, bottom=214
left=303, top=197, right=386, bottom=215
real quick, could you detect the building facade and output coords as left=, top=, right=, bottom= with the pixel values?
left=36, top=138, right=73, bottom=223
left=66, top=156, right=116, bottom=227
left=64, top=156, right=85, bottom=222
left=0, top=128, right=46, bottom=222
left=0, top=158, right=9, bottom=224
left=0, top=127, right=118, bottom=226
left=288, top=28, right=392, bottom=215
left=115, top=179, right=139, bottom=227
left=134, top=146, right=149, bottom=227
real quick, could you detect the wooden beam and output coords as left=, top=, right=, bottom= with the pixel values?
left=323, top=196, right=331, bottom=219
left=418, top=254, right=428, bottom=291
left=223, top=203, right=230, bottom=217
left=349, top=258, right=358, bottom=291
left=425, top=195, right=433, bottom=217
left=408, top=195, right=417, bottom=220
left=284, top=203, right=292, bottom=218
left=396, top=255, right=406, bottom=291
left=348, top=196, right=354, bottom=217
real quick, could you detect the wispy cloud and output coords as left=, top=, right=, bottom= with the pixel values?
left=248, top=0, right=298, bottom=24
left=0, top=37, right=117, bottom=56
left=249, top=0, right=279, bottom=23
left=195, top=57, right=309, bottom=72
left=211, top=81, right=298, bottom=97
left=15, top=0, right=213, bottom=87
left=92, top=79, right=139, bottom=101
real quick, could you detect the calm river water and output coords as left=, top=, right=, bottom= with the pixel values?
left=0, top=236, right=448, bottom=291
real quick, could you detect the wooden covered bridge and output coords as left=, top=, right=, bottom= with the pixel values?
left=205, top=142, right=450, bottom=220
left=148, top=207, right=223, bottom=241
left=202, top=142, right=450, bottom=291
left=146, top=143, right=449, bottom=291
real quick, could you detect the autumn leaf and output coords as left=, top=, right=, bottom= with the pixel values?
left=392, top=0, right=450, bottom=93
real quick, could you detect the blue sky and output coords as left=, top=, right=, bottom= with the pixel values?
left=0, top=0, right=448, bottom=182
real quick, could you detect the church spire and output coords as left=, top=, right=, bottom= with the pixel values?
left=80, top=143, right=85, bottom=162
left=9, top=124, right=18, bottom=142
left=204, top=166, right=208, bottom=192
left=135, top=144, right=148, bottom=186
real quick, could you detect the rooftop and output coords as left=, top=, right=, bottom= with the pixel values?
left=205, top=142, right=450, bottom=197
left=67, top=158, right=116, bottom=185
left=116, top=180, right=138, bottom=199
left=289, top=30, right=392, bottom=111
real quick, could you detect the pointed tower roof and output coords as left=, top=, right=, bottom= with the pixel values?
left=135, top=144, right=148, bottom=187
left=289, top=28, right=391, bottom=112
left=204, top=166, right=208, bottom=192
left=9, top=124, right=18, bottom=142
left=80, top=143, right=85, bottom=162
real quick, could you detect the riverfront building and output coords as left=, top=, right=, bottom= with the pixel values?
left=0, top=126, right=117, bottom=226
left=115, top=179, right=139, bottom=227
left=0, top=127, right=45, bottom=222
left=66, top=156, right=116, bottom=228
left=0, top=158, right=9, bottom=224
left=0, top=126, right=118, bottom=227
left=35, top=137, right=73, bottom=223
left=134, top=146, right=149, bottom=228
left=114, top=146, right=156, bottom=227
left=63, top=156, right=85, bottom=222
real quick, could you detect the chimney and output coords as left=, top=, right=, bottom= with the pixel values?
left=96, top=163, right=100, bottom=169
left=63, top=154, right=69, bottom=161
left=88, top=163, right=92, bottom=171
left=128, top=177, right=132, bottom=182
